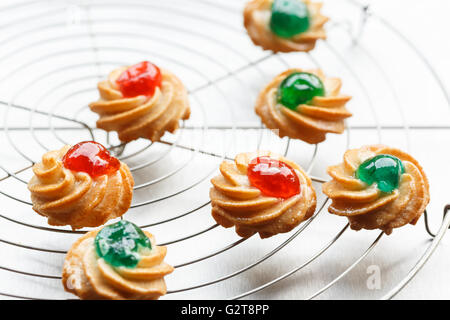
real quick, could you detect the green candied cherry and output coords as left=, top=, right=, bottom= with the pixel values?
left=95, top=220, right=151, bottom=268
left=356, top=154, right=405, bottom=193
left=277, top=72, right=325, bottom=110
left=270, top=0, right=310, bottom=38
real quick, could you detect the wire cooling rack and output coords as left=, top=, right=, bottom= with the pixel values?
left=0, top=0, right=449, bottom=300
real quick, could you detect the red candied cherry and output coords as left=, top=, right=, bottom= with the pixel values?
left=62, top=141, right=120, bottom=178
left=247, top=156, right=300, bottom=199
left=116, top=61, right=162, bottom=98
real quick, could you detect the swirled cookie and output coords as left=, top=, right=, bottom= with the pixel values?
left=244, top=0, right=328, bottom=53
left=63, top=220, right=173, bottom=300
left=89, top=61, right=190, bottom=143
left=255, top=69, right=352, bottom=144
left=322, top=145, right=430, bottom=234
left=210, top=151, right=316, bottom=238
left=28, top=141, right=134, bottom=230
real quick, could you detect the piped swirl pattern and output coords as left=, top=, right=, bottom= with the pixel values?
left=62, top=230, right=173, bottom=300
left=322, top=145, right=430, bottom=234
left=28, top=146, right=134, bottom=230
left=210, top=151, right=316, bottom=238
left=90, top=66, right=190, bottom=143
left=255, top=69, right=352, bottom=144
left=244, top=0, right=328, bottom=53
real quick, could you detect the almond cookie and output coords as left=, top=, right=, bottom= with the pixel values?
left=244, top=0, right=328, bottom=52
left=255, top=69, right=352, bottom=144
left=63, top=220, right=173, bottom=300
left=89, top=61, right=190, bottom=143
left=210, top=151, right=316, bottom=238
left=322, top=145, right=430, bottom=234
left=28, top=141, right=134, bottom=230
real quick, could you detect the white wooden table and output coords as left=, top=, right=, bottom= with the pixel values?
left=0, top=0, right=448, bottom=299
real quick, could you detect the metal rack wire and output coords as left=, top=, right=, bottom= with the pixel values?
left=0, top=0, right=449, bottom=300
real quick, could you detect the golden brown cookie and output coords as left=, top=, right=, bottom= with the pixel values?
left=89, top=62, right=190, bottom=143
left=244, top=0, right=328, bottom=53
left=28, top=142, right=134, bottom=230
left=322, top=145, right=430, bottom=234
left=210, top=151, right=316, bottom=238
left=62, top=222, right=173, bottom=300
left=255, top=68, right=352, bottom=144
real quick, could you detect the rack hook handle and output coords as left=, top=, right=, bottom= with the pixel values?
left=424, top=204, right=450, bottom=238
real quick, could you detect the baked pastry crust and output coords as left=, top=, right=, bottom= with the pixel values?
left=244, top=0, right=328, bottom=53
left=89, top=66, right=190, bottom=143
left=255, top=68, right=352, bottom=144
left=322, top=145, right=430, bottom=234
left=62, top=229, right=173, bottom=300
left=210, top=151, right=316, bottom=238
left=28, top=146, right=134, bottom=230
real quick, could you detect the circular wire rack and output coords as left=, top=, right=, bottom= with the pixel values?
left=0, top=0, right=449, bottom=300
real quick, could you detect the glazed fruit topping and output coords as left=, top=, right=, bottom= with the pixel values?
left=62, top=141, right=120, bottom=177
left=270, top=0, right=310, bottom=38
left=95, top=220, right=152, bottom=268
left=247, top=156, right=300, bottom=199
left=278, top=72, right=325, bottom=109
left=356, top=154, right=405, bottom=193
left=116, top=61, right=162, bottom=98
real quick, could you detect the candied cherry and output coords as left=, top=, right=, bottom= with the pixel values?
left=95, top=220, right=152, bottom=268
left=278, top=72, right=325, bottom=110
left=62, top=141, right=120, bottom=178
left=116, top=61, right=162, bottom=98
left=247, top=156, right=300, bottom=199
left=356, top=154, right=405, bottom=193
left=270, top=0, right=310, bottom=38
